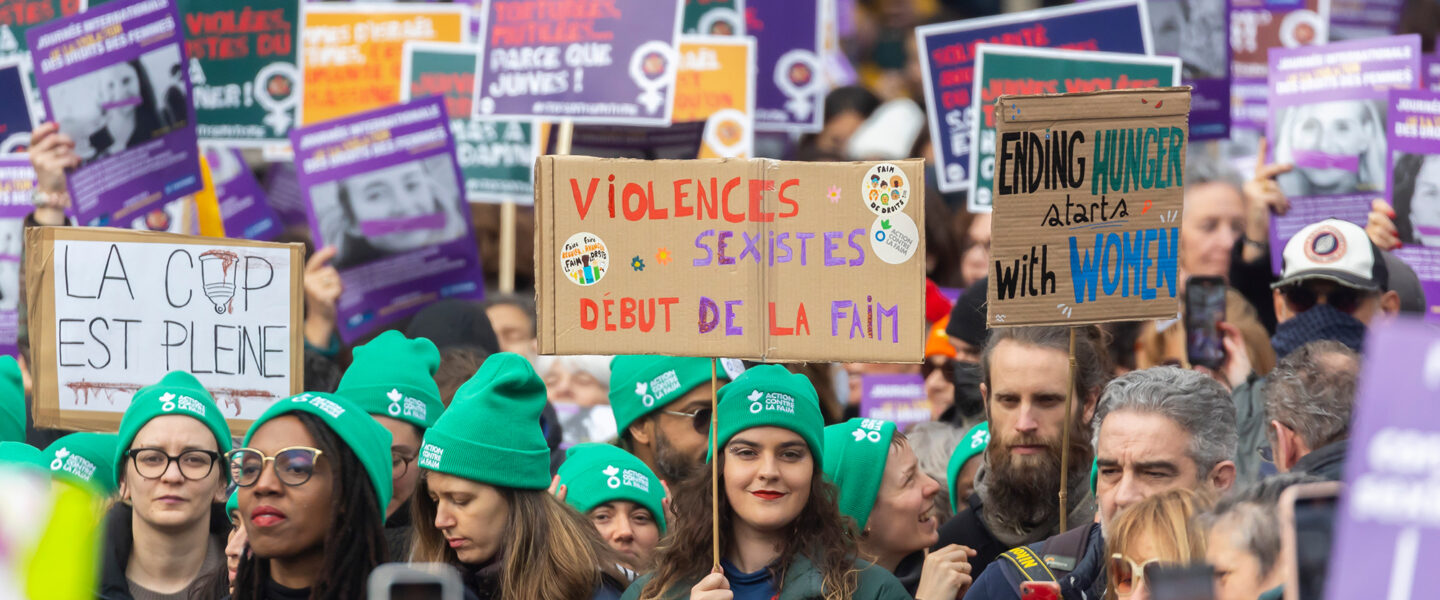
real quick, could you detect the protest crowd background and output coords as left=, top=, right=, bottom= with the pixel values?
left=0, top=0, right=1438, bottom=599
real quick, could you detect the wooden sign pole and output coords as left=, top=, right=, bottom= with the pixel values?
left=1058, top=327, right=1077, bottom=533
left=710, top=358, right=720, bottom=571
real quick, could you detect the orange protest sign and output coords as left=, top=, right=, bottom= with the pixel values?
left=674, top=36, right=755, bottom=159
left=298, top=5, right=469, bottom=126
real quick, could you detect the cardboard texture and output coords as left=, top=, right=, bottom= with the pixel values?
left=535, top=156, right=926, bottom=363
left=987, top=88, right=1189, bottom=327
left=24, top=227, right=305, bottom=436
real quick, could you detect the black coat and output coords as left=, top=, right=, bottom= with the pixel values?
left=99, top=502, right=231, bottom=600
left=931, top=493, right=1009, bottom=584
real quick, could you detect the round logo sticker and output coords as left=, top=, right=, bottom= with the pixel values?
left=1303, top=225, right=1347, bottom=264
left=869, top=213, right=920, bottom=265
left=562, top=232, right=610, bottom=286
left=862, top=164, right=909, bottom=216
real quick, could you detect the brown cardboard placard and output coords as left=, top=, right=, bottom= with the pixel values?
left=987, top=88, right=1190, bottom=327
left=535, top=156, right=926, bottom=363
left=24, top=227, right=305, bottom=437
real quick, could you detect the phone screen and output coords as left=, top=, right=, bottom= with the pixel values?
left=1293, top=495, right=1338, bottom=600
left=389, top=582, right=444, bottom=600
left=1147, top=564, right=1216, bottom=600
left=1185, top=277, right=1226, bottom=368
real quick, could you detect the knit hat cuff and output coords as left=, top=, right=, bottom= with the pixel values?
left=826, top=419, right=895, bottom=529
left=340, top=382, right=443, bottom=428
left=418, top=427, right=552, bottom=489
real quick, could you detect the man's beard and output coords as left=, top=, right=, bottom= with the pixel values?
left=982, top=419, right=1094, bottom=530
left=652, top=427, right=699, bottom=484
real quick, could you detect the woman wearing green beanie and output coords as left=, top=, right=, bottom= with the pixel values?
left=229, top=391, right=394, bottom=599
left=101, top=371, right=233, bottom=600
left=822, top=418, right=978, bottom=599
left=630, top=365, right=910, bottom=600
left=557, top=443, right=668, bottom=571
left=409, top=352, right=628, bottom=600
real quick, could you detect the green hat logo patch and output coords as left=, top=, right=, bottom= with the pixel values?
left=604, top=465, right=621, bottom=488
left=160, top=392, right=207, bottom=417
left=386, top=388, right=427, bottom=422
left=50, top=447, right=97, bottom=482
left=418, top=442, right=444, bottom=469
left=602, top=463, right=651, bottom=492
left=635, top=369, right=682, bottom=408
left=290, top=393, right=346, bottom=418
left=748, top=390, right=795, bottom=415
left=852, top=418, right=886, bottom=443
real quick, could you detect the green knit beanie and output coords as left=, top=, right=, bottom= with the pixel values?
left=0, top=441, right=44, bottom=470
left=946, top=422, right=989, bottom=513
left=822, top=418, right=897, bottom=529
left=557, top=443, right=667, bottom=533
left=708, top=365, right=825, bottom=467
left=336, top=330, right=445, bottom=429
left=0, top=355, right=25, bottom=443
left=115, top=371, right=234, bottom=482
left=609, top=356, right=728, bottom=435
left=44, top=433, right=119, bottom=495
left=419, top=352, right=550, bottom=489
left=243, top=392, right=395, bottom=514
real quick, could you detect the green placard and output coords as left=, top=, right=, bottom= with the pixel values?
left=970, top=46, right=1182, bottom=210
left=683, top=0, right=744, bottom=35
left=0, top=0, right=85, bottom=63
left=178, top=0, right=301, bottom=145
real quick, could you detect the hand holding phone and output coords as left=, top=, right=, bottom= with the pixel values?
left=1185, top=276, right=1227, bottom=369
left=367, top=563, right=464, bottom=600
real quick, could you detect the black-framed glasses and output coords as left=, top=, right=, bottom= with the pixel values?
left=226, top=447, right=324, bottom=488
left=392, top=450, right=417, bottom=479
left=661, top=407, right=713, bottom=434
left=126, top=448, right=221, bottom=480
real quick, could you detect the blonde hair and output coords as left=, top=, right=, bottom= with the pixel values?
left=1105, top=488, right=1213, bottom=600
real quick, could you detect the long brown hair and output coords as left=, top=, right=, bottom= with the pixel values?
left=410, top=474, right=627, bottom=600
left=639, top=452, right=860, bottom=600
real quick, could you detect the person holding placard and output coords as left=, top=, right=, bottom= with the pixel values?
left=409, top=353, right=628, bottom=599
left=610, top=356, right=732, bottom=486
left=556, top=443, right=669, bottom=572
left=102, top=372, right=233, bottom=600
left=229, top=392, right=393, bottom=599
left=627, top=365, right=910, bottom=600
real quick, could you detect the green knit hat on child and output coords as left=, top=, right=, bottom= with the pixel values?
left=419, top=352, right=551, bottom=489
left=946, top=421, right=989, bottom=512
left=115, top=372, right=233, bottom=482
left=557, top=443, right=667, bottom=533
left=44, top=433, right=119, bottom=495
left=243, top=392, right=395, bottom=514
left=822, top=418, right=897, bottom=529
left=0, top=355, right=26, bottom=443
left=609, top=356, right=728, bottom=435
left=708, top=365, right=825, bottom=467
left=336, top=330, right=445, bottom=429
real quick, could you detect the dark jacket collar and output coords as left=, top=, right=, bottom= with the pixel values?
left=1293, top=439, right=1348, bottom=481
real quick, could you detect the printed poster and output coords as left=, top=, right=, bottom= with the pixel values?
left=473, top=0, right=683, bottom=127
left=178, top=0, right=302, bottom=145
left=1266, top=35, right=1421, bottom=273
left=0, top=0, right=85, bottom=120
left=543, top=121, right=706, bottom=160
left=1425, top=54, right=1440, bottom=92
left=915, top=0, right=1152, bottom=205
left=969, top=45, right=1181, bottom=210
left=1230, top=0, right=1331, bottom=132
left=203, top=147, right=281, bottom=241
left=1383, top=89, right=1440, bottom=320
left=400, top=41, right=539, bottom=205
left=682, top=0, right=744, bottom=36
left=0, top=157, right=34, bottom=358
left=674, top=35, right=755, bottom=159
left=1327, top=0, right=1403, bottom=41
left=261, top=160, right=308, bottom=228
left=859, top=373, right=929, bottom=432
left=290, top=96, right=484, bottom=342
left=1145, top=0, right=1230, bottom=139
left=750, top=0, right=824, bottom=133
left=27, top=0, right=205, bottom=226
left=298, top=4, right=469, bottom=126
left=0, top=60, right=34, bottom=153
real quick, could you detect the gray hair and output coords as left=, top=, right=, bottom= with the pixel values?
left=1186, top=154, right=1244, bottom=190
left=901, top=421, right=966, bottom=522
left=1204, top=473, right=1324, bottom=577
left=1092, top=367, right=1238, bottom=476
left=1264, top=340, right=1359, bottom=449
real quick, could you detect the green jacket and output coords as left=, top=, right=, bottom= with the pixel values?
left=620, top=555, right=910, bottom=600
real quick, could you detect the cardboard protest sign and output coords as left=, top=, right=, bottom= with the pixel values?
left=750, top=0, right=824, bottom=133
left=1325, top=318, right=1440, bottom=600
left=472, top=0, right=683, bottom=127
left=859, top=374, right=929, bottom=432
left=27, top=0, right=205, bottom=227
left=534, top=156, right=926, bottom=363
left=915, top=0, right=1152, bottom=205
left=1143, top=0, right=1229, bottom=140
left=178, top=0, right=301, bottom=145
left=1328, top=0, right=1403, bottom=41
left=682, top=0, right=744, bottom=36
left=675, top=35, right=755, bottom=159
left=1230, top=0, right=1330, bottom=132
left=969, top=46, right=1181, bottom=211
left=0, top=60, right=34, bottom=153
left=1383, top=90, right=1440, bottom=320
left=1267, top=35, right=1421, bottom=274
left=290, top=96, right=484, bottom=343
left=202, top=147, right=281, bottom=241
left=987, top=88, right=1190, bottom=327
left=400, top=41, right=539, bottom=205
left=23, top=226, right=303, bottom=435
left=0, top=157, right=35, bottom=358
left=298, top=4, right=469, bottom=126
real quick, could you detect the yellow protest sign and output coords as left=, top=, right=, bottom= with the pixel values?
left=674, top=36, right=755, bottom=159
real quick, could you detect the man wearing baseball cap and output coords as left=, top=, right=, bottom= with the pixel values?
left=609, top=356, right=732, bottom=484
left=1270, top=218, right=1400, bottom=357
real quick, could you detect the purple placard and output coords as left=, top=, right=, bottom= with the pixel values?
left=1327, top=0, right=1403, bottom=41
left=472, top=0, right=683, bottom=127
left=1384, top=89, right=1440, bottom=320
left=544, top=121, right=705, bottom=159
left=750, top=0, right=824, bottom=134
left=0, top=62, right=34, bottom=154
left=203, top=148, right=281, bottom=241
left=261, top=161, right=309, bottom=229
left=1266, top=35, right=1422, bottom=274
left=0, top=158, right=35, bottom=358
left=1230, top=0, right=1331, bottom=133
left=290, top=96, right=484, bottom=342
left=858, top=373, right=929, bottom=432
left=1145, top=0, right=1231, bottom=140
left=27, top=0, right=203, bottom=227
left=1325, top=318, right=1440, bottom=600
left=1426, top=54, right=1440, bottom=92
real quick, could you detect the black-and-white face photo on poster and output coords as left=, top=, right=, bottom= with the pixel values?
left=1274, top=99, right=1387, bottom=197
left=309, top=154, right=468, bottom=271
left=1149, top=0, right=1228, bottom=80
left=46, top=45, right=189, bottom=167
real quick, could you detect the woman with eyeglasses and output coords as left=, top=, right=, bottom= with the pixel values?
left=410, top=353, right=629, bottom=600
left=1105, top=488, right=1212, bottom=600
left=103, top=371, right=234, bottom=600
left=228, top=392, right=394, bottom=599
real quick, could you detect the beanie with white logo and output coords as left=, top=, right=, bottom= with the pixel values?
left=115, top=371, right=233, bottom=483
left=708, top=365, right=825, bottom=467
left=557, top=443, right=667, bottom=533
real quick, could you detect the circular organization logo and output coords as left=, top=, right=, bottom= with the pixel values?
left=788, top=61, right=813, bottom=87
left=869, top=212, right=920, bottom=265
left=604, top=465, right=621, bottom=489
left=561, top=232, right=610, bottom=286
left=1304, top=226, right=1347, bottom=264
left=160, top=393, right=177, bottom=412
left=749, top=402, right=764, bottom=414
left=862, top=164, right=910, bottom=216
left=388, top=400, right=403, bottom=417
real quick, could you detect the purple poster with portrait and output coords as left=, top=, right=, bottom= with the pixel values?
left=1266, top=34, right=1422, bottom=274
left=202, top=148, right=281, bottom=241
left=1145, top=0, right=1230, bottom=140
left=290, top=97, right=484, bottom=342
left=915, top=0, right=1151, bottom=202
left=1230, top=0, right=1331, bottom=133
left=1426, top=54, right=1440, bottom=92
left=472, top=0, right=683, bottom=127
left=1325, top=318, right=1440, bottom=600
left=0, top=158, right=35, bottom=358
left=750, top=0, right=824, bottom=134
left=858, top=374, right=929, bottom=433
left=261, top=161, right=309, bottom=228
left=0, top=62, right=34, bottom=154
left=26, top=0, right=203, bottom=227
left=1384, top=89, right=1440, bottom=320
